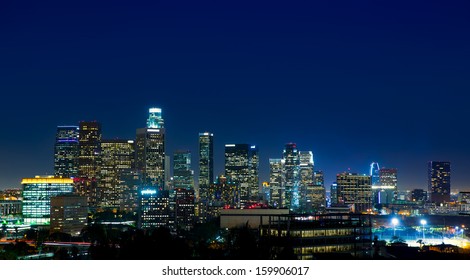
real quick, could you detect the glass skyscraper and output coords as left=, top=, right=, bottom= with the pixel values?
left=284, top=143, right=300, bottom=211
left=173, top=150, right=194, bottom=190
left=54, top=126, right=79, bottom=178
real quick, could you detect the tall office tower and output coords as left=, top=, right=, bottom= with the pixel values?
left=50, top=195, right=88, bottom=236
left=78, top=121, right=102, bottom=179
left=54, top=126, right=79, bottom=178
left=376, top=168, right=398, bottom=205
left=22, top=176, right=74, bottom=225
left=173, top=150, right=194, bottom=190
left=198, top=132, right=214, bottom=200
left=136, top=108, right=165, bottom=189
left=312, top=171, right=326, bottom=212
left=99, top=140, right=135, bottom=210
left=283, top=143, right=300, bottom=211
left=428, top=161, right=451, bottom=204
left=299, top=151, right=314, bottom=213
left=138, top=187, right=170, bottom=229
left=269, top=159, right=285, bottom=208
left=370, top=162, right=380, bottom=186
left=224, top=144, right=259, bottom=207
left=170, top=188, right=195, bottom=232
left=336, top=172, right=372, bottom=213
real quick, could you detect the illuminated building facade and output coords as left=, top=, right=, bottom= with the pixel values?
left=269, top=159, right=285, bottom=208
left=374, top=168, right=397, bottom=205
left=22, top=176, right=74, bottom=225
left=224, top=144, right=259, bottom=206
left=284, top=143, right=300, bottom=211
left=370, top=162, right=381, bottom=186
left=259, top=213, right=372, bottom=260
left=428, top=161, right=451, bottom=204
left=0, top=200, right=22, bottom=218
left=78, top=121, right=102, bottom=179
left=99, top=139, right=135, bottom=210
left=173, top=150, right=194, bottom=190
left=312, top=171, right=326, bottom=212
left=299, top=151, right=314, bottom=213
left=138, top=187, right=170, bottom=229
left=50, top=195, right=88, bottom=236
left=198, top=132, right=214, bottom=200
left=54, top=125, right=79, bottom=178
left=336, top=173, right=372, bottom=213
left=136, top=108, right=166, bottom=188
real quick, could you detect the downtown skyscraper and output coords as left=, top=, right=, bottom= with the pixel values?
left=336, top=172, right=372, bottom=213
left=78, top=121, right=102, bottom=179
left=54, top=125, right=79, bottom=178
left=173, top=150, right=194, bottom=190
left=269, top=158, right=285, bottom=208
left=99, top=139, right=135, bottom=210
left=284, top=143, right=300, bottom=211
left=136, top=108, right=166, bottom=189
left=198, top=132, right=214, bottom=198
left=76, top=121, right=102, bottom=209
left=224, top=144, right=259, bottom=207
left=299, top=151, right=314, bottom=213
left=428, top=161, right=451, bottom=204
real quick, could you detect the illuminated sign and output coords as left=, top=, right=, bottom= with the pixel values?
left=149, top=108, right=162, bottom=113
left=141, top=189, right=157, bottom=195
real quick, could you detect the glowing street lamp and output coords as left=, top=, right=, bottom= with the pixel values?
left=420, top=219, right=427, bottom=240
left=392, top=218, right=399, bottom=237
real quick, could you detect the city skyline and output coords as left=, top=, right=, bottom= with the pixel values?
left=0, top=107, right=464, bottom=192
left=2, top=1, right=470, bottom=191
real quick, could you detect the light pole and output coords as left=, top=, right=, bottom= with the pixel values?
left=392, top=218, right=399, bottom=237
left=420, top=219, right=427, bottom=241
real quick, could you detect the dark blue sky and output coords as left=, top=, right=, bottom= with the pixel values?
left=1, top=0, right=470, bottom=190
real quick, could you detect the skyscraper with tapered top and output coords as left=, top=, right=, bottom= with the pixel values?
left=136, top=108, right=166, bottom=189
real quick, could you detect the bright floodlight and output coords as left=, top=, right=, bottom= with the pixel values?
left=420, top=220, right=427, bottom=226
left=392, top=218, right=399, bottom=226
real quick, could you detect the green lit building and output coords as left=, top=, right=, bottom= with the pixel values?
left=22, top=176, right=74, bottom=225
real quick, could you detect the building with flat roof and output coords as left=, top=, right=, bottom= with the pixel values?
left=50, top=195, right=88, bottom=236
left=22, top=176, right=74, bottom=225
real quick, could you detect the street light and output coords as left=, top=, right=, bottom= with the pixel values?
left=420, top=219, right=427, bottom=241
left=392, top=218, right=399, bottom=237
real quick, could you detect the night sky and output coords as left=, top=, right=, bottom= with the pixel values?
left=1, top=0, right=470, bottom=191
